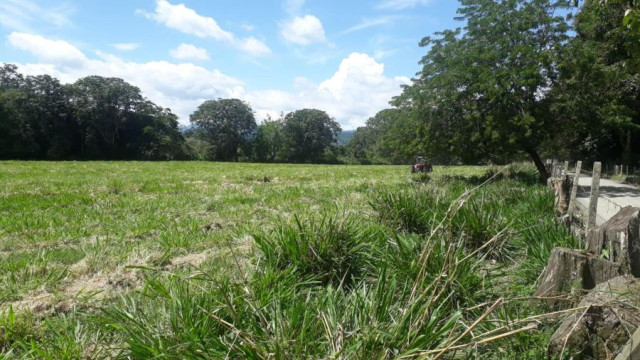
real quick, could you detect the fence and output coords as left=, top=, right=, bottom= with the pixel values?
left=546, top=159, right=637, bottom=234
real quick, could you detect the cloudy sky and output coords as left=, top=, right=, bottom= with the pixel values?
left=0, top=0, right=460, bottom=129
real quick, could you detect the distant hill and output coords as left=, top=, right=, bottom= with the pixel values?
left=337, top=130, right=356, bottom=146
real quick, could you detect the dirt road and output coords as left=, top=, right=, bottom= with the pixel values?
left=575, top=177, right=640, bottom=226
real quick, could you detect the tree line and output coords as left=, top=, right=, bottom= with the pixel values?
left=346, top=0, right=640, bottom=181
left=0, top=65, right=188, bottom=160
left=0, top=64, right=342, bottom=163
left=3, top=0, right=639, bottom=172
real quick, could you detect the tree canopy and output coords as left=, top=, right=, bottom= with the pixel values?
left=189, top=98, right=257, bottom=161
left=0, top=65, right=187, bottom=160
left=281, top=109, right=341, bottom=163
left=389, top=0, right=572, bottom=180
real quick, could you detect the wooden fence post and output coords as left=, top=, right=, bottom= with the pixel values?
left=568, top=161, right=582, bottom=219
left=588, top=162, right=602, bottom=232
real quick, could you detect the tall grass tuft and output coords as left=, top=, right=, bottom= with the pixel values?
left=370, top=187, right=449, bottom=234
left=253, top=215, right=384, bottom=289
left=516, top=219, right=580, bottom=283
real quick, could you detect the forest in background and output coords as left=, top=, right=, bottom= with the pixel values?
left=2, top=0, right=640, bottom=178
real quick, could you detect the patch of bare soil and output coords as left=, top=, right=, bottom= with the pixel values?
left=166, top=235, right=254, bottom=271
left=3, top=236, right=256, bottom=317
left=167, top=250, right=212, bottom=268
left=2, top=264, right=144, bottom=317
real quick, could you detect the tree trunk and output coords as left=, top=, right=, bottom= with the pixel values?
left=525, top=146, right=549, bottom=183
left=624, top=130, right=631, bottom=166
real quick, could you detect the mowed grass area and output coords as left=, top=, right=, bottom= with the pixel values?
left=1, top=161, right=444, bottom=307
left=0, top=162, right=579, bottom=358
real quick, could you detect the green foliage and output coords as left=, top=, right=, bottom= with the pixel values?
left=346, top=109, right=412, bottom=164
left=0, top=162, right=578, bottom=358
left=551, top=1, right=640, bottom=164
left=389, top=0, right=571, bottom=179
left=0, top=66, right=188, bottom=160
left=254, top=215, right=384, bottom=288
left=0, top=308, right=39, bottom=352
left=189, top=98, right=257, bottom=161
left=281, top=109, right=341, bottom=163
left=249, top=117, right=285, bottom=162
left=516, top=219, right=580, bottom=283
left=370, top=186, right=448, bottom=233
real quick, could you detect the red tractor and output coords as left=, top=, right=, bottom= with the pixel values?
left=411, top=156, right=433, bottom=173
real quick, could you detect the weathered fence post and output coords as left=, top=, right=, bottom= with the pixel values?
left=564, top=161, right=569, bottom=176
left=568, top=161, right=582, bottom=219
left=588, top=162, right=602, bottom=232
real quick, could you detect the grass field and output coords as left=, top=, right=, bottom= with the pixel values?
left=0, top=161, right=580, bottom=358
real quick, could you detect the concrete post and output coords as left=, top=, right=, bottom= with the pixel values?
left=564, top=161, right=569, bottom=176
left=588, top=162, right=602, bottom=231
left=568, top=161, right=582, bottom=219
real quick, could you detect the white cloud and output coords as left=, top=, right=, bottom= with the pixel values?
left=8, top=32, right=406, bottom=130
left=376, top=0, right=432, bottom=10
left=0, top=0, right=73, bottom=31
left=246, top=53, right=410, bottom=129
left=143, top=0, right=233, bottom=41
left=170, top=43, right=210, bottom=61
left=141, top=0, right=271, bottom=57
left=280, top=15, right=327, bottom=45
left=8, top=32, right=87, bottom=67
left=8, top=32, right=243, bottom=123
left=112, top=42, right=141, bottom=51
left=238, top=37, right=272, bottom=57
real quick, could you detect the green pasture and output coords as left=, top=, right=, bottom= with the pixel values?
left=0, top=162, right=578, bottom=359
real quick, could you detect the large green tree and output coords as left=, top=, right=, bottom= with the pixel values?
left=281, top=109, right=341, bottom=163
left=394, top=0, right=572, bottom=180
left=347, top=109, right=415, bottom=164
left=552, top=1, right=640, bottom=164
left=190, top=98, right=257, bottom=161
left=23, top=75, right=77, bottom=159
left=251, top=116, right=285, bottom=162
left=0, top=64, right=33, bottom=159
left=70, top=76, right=148, bottom=158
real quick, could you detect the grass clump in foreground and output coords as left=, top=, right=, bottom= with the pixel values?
left=0, top=163, right=580, bottom=358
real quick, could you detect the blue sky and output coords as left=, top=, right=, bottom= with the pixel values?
left=0, top=0, right=461, bottom=129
